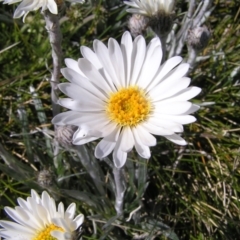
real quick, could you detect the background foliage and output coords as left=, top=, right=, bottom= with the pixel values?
left=0, top=0, right=240, bottom=239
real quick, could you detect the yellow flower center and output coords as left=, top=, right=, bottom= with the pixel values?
left=106, top=86, right=151, bottom=126
left=33, top=224, right=64, bottom=240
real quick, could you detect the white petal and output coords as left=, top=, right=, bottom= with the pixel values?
left=46, top=0, right=57, bottom=14
left=17, top=197, right=30, bottom=211
left=0, top=221, right=35, bottom=235
left=113, top=131, right=128, bottom=168
left=108, top=38, right=125, bottom=87
left=0, top=229, right=32, bottom=239
left=183, top=104, right=200, bottom=114
left=80, top=46, right=102, bottom=70
left=42, top=191, right=55, bottom=216
left=132, top=127, right=151, bottom=159
left=146, top=56, right=183, bottom=91
left=58, top=98, right=104, bottom=112
left=125, top=8, right=147, bottom=15
left=3, top=207, right=37, bottom=230
left=150, top=114, right=196, bottom=124
left=149, top=63, right=190, bottom=100
left=58, top=202, right=65, bottom=218
left=150, top=77, right=191, bottom=101
left=103, top=125, right=121, bottom=142
left=52, top=217, right=70, bottom=232
left=73, top=136, right=99, bottom=145
left=78, top=58, right=115, bottom=94
left=65, top=203, right=76, bottom=220
left=135, top=125, right=156, bottom=146
left=73, top=214, right=84, bottom=229
left=141, top=122, right=174, bottom=136
left=120, top=126, right=134, bottom=152
left=13, top=0, right=34, bottom=18
left=41, top=0, right=48, bottom=12
left=52, top=111, right=82, bottom=125
left=148, top=116, right=184, bottom=132
left=36, top=204, right=50, bottom=225
left=95, top=139, right=116, bottom=159
left=16, top=0, right=39, bottom=11
left=92, top=40, right=120, bottom=89
left=58, top=83, right=105, bottom=103
left=31, top=189, right=40, bottom=202
left=68, top=113, right=108, bottom=129
left=64, top=58, right=85, bottom=76
left=130, top=35, right=146, bottom=85
left=73, top=125, right=103, bottom=139
left=164, top=134, right=187, bottom=145
left=137, top=37, right=162, bottom=89
left=121, top=31, right=133, bottom=86
left=123, top=1, right=139, bottom=8
left=61, top=68, right=107, bottom=101
left=2, top=0, right=22, bottom=4
left=155, top=87, right=201, bottom=104
left=51, top=230, right=66, bottom=240
left=154, top=101, right=192, bottom=115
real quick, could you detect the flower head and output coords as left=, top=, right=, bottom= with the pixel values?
left=187, top=26, right=211, bottom=51
left=0, top=0, right=85, bottom=21
left=0, top=190, right=84, bottom=240
left=124, top=0, right=175, bottom=17
left=0, top=0, right=58, bottom=21
left=55, top=125, right=78, bottom=147
left=37, top=168, right=55, bottom=188
left=124, top=0, right=175, bottom=36
left=52, top=31, right=201, bottom=168
left=128, top=14, right=149, bottom=38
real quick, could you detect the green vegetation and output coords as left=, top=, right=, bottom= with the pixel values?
left=0, top=0, right=240, bottom=239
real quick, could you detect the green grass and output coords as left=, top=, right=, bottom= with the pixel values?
left=0, top=0, right=240, bottom=239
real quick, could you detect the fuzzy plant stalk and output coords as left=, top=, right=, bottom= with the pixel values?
left=102, top=157, right=126, bottom=215
left=169, top=0, right=212, bottom=61
left=187, top=26, right=211, bottom=70
left=43, top=10, right=62, bottom=118
left=158, top=34, right=167, bottom=63
left=113, top=166, right=126, bottom=216
left=42, top=10, right=62, bottom=170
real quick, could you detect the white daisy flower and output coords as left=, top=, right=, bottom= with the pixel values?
left=0, top=0, right=84, bottom=21
left=124, top=0, right=175, bottom=17
left=52, top=31, right=201, bottom=168
left=0, top=0, right=58, bottom=20
left=0, top=190, right=84, bottom=240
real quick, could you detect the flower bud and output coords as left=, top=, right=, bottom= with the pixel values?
left=37, top=169, right=55, bottom=188
left=128, top=14, right=148, bottom=38
left=187, top=26, right=211, bottom=51
left=55, top=125, right=77, bottom=147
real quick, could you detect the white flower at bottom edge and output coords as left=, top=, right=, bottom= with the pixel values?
left=52, top=31, right=201, bottom=168
left=0, top=189, right=84, bottom=240
left=124, top=0, right=175, bottom=17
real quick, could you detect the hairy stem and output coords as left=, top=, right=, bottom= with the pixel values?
left=113, top=167, right=126, bottom=216
left=43, top=10, right=62, bottom=117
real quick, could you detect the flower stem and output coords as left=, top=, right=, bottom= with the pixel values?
left=43, top=10, right=62, bottom=171
left=43, top=10, right=62, bottom=117
left=158, top=34, right=167, bottom=63
left=113, top=167, right=126, bottom=216
left=187, top=47, right=198, bottom=71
